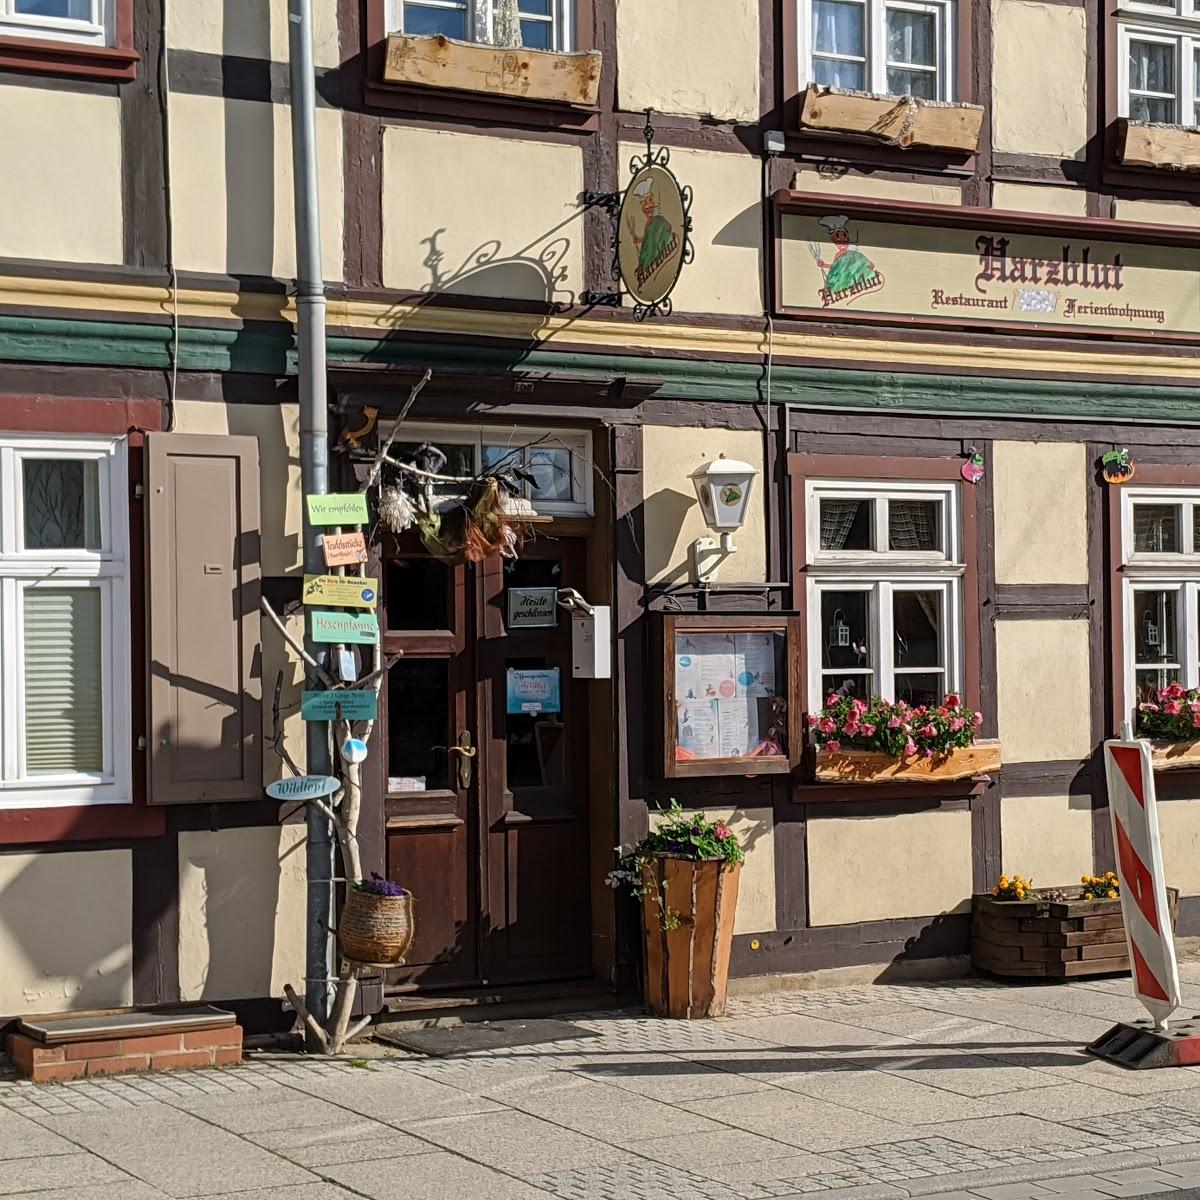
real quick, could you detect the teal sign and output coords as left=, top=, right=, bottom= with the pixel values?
left=311, top=611, right=378, bottom=645
left=265, top=775, right=341, bottom=801
left=301, top=689, right=378, bottom=721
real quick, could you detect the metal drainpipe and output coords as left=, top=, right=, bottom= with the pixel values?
left=287, top=0, right=334, bottom=1046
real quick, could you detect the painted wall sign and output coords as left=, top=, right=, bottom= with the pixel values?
left=777, top=196, right=1200, bottom=338
left=306, top=492, right=369, bottom=525
left=618, top=164, right=689, bottom=310
left=310, top=611, right=378, bottom=644
left=301, top=689, right=378, bottom=721
left=506, top=587, right=559, bottom=629
left=322, top=530, right=368, bottom=567
left=302, top=575, right=378, bottom=609
left=265, top=774, right=341, bottom=801
left=506, top=668, right=561, bottom=715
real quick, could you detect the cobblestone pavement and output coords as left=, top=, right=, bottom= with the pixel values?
left=9, top=972, right=1200, bottom=1199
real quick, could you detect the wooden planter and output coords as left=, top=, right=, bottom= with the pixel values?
left=799, top=84, right=985, bottom=153
left=813, top=740, right=1001, bottom=784
left=339, top=888, right=415, bottom=966
left=972, top=887, right=1179, bottom=979
left=641, top=857, right=740, bottom=1019
left=1149, top=739, right=1200, bottom=772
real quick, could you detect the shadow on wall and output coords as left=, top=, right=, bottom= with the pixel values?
left=642, top=486, right=700, bottom=587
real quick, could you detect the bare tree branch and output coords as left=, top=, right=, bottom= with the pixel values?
left=283, top=984, right=330, bottom=1052
left=364, top=368, right=432, bottom=492
left=260, top=596, right=336, bottom=687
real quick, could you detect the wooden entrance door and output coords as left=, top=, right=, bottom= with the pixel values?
left=379, top=538, right=592, bottom=992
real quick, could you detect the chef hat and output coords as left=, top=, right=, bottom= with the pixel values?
left=633, top=177, right=656, bottom=200
left=818, top=214, right=850, bottom=233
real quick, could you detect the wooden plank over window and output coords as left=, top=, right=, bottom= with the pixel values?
left=146, top=433, right=262, bottom=805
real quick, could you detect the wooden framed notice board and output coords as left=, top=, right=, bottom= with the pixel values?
left=661, top=614, right=802, bottom=778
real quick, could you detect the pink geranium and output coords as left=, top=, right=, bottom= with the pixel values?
left=1165, top=700, right=1183, bottom=716
left=826, top=740, right=841, bottom=752
left=904, top=738, right=917, bottom=755
left=945, top=693, right=961, bottom=706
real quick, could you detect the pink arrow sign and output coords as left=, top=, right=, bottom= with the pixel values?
left=1103, top=736, right=1182, bottom=1029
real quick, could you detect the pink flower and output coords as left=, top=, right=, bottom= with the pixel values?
left=1192, top=713, right=1200, bottom=729
left=936, top=706, right=950, bottom=718
left=950, top=717, right=965, bottom=732
left=860, top=723, right=876, bottom=736
left=851, top=698, right=868, bottom=715
left=918, top=723, right=937, bottom=738
left=826, top=693, right=839, bottom=707
left=1167, top=683, right=1187, bottom=699
left=1190, top=702, right=1200, bottom=714
left=807, top=714, right=819, bottom=727
left=1140, top=702, right=1160, bottom=713
left=819, top=717, right=836, bottom=734
left=945, top=693, right=961, bottom=707
left=888, top=716, right=902, bottom=729
left=714, top=823, right=732, bottom=841
left=1165, top=700, right=1183, bottom=716
left=972, top=712, right=984, bottom=727
left=904, top=739, right=917, bottom=755
left=826, top=740, right=841, bottom=752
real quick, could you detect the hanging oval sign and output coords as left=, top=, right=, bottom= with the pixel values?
left=617, top=164, right=688, bottom=308
left=265, top=774, right=341, bottom=801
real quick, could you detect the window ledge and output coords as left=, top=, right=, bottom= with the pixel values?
left=1118, top=118, right=1200, bottom=173
left=0, top=33, right=138, bottom=82
left=382, top=32, right=601, bottom=109
left=799, top=84, right=983, bottom=155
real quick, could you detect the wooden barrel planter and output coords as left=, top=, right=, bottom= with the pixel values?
left=339, top=889, right=415, bottom=966
left=972, top=887, right=1179, bottom=979
left=641, top=856, right=741, bottom=1019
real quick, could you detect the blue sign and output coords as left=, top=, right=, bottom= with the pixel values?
left=301, top=689, right=378, bottom=721
left=506, top=668, right=561, bottom=715
left=265, top=774, right=341, bottom=801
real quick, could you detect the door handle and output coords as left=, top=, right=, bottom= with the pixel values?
left=447, top=730, right=477, bottom=788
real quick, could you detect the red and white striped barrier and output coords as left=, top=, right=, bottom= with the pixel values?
left=1102, top=736, right=1182, bottom=1030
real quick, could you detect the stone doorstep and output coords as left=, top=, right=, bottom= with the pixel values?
left=7, top=1025, right=244, bottom=1083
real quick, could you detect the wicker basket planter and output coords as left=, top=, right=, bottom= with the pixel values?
left=339, top=888, right=415, bottom=966
left=814, top=740, right=1001, bottom=784
left=641, top=856, right=740, bottom=1019
left=972, top=887, right=1178, bottom=979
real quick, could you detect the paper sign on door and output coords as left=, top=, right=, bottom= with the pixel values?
left=506, top=668, right=561, bottom=715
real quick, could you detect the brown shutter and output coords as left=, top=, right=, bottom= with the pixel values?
left=146, top=432, right=262, bottom=804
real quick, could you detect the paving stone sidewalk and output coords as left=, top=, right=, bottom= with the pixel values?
left=8, top=971, right=1200, bottom=1199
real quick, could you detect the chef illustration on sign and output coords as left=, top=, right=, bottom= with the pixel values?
left=808, top=214, right=884, bottom=306
left=630, top=175, right=679, bottom=287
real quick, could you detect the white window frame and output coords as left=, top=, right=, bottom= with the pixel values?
left=0, top=0, right=111, bottom=46
left=380, top=422, right=593, bottom=517
left=385, top=0, right=574, bottom=52
left=804, top=479, right=964, bottom=710
left=797, top=0, right=956, bottom=102
left=1120, top=487, right=1200, bottom=719
left=1117, top=9, right=1200, bottom=126
left=0, top=436, right=130, bottom=809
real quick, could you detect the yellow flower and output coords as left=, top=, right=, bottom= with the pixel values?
left=992, top=886, right=1000, bottom=895
left=1083, top=892, right=1093, bottom=900
left=1107, top=890, right=1118, bottom=899
left=1081, top=875, right=1090, bottom=884
left=999, top=875, right=1009, bottom=889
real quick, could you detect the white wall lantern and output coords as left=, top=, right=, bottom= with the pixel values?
left=689, top=454, right=759, bottom=583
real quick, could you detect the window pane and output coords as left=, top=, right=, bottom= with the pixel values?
left=1134, top=590, right=1178, bottom=664
left=23, top=587, right=103, bottom=775
left=519, top=17, right=552, bottom=48
left=1193, top=505, right=1200, bottom=554
left=529, top=446, right=572, bottom=501
left=894, top=590, right=942, bottom=669
left=886, top=67, right=937, bottom=97
left=403, top=3, right=468, bottom=38
left=13, top=0, right=92, bottom=17
left=813, top=0, right=865, bottom=55
left=1134, top=504, right=1181, bottom=553
left=23, top=458, right=101, bottom=551
left=520, top=0, right=552, bottom=12
left=393, top=440, right=473, bottom=500
left=821, top=672, right=872, bottom=701
left=1137, top=667, right=1180, bottom=702
left=820, top=497, right=872, bottom=550
left=894, top=672, right=943, bottom=706
left=385, top=558, right=449, bottom=631
left=887, top=8, right=936, bottom=65
left=388, top=660, right=451, bottom=790
left=482, top=444, right=522, bottom=472
left=813, top=57, right=866, bottom=88
left=1131, top=93, right=1177, bottom=123
left=507, top=658, right=566, bottom=785
left=1129, top=39, right=1175, bottom=95
left=822, top=590, right=871, bottom=670
left=889, top=499, right=942, bottom=551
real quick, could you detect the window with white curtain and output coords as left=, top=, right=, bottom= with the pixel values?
left=1120, top=488, right=1200, bottom=717
left=805, top=480, right=964, bottom=708
left=385, top=0, right=573, bottom=51
left=0, top=437, right=130, bottom=809
left=1119, top=8, right=1200, bottom=125
left=799, top=0, right=955, bottom=100
left=0, top=0, right=111, bottom=45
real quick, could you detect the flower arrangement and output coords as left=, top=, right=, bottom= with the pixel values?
left=352, top=871, right=406, bottom=898
left=808, top=693, right=984, bottom=757
left=1082, top=871, right=1120, bottom=901
left=1136, top=683, right=1200, bottom=741
left=992, top=873, right=1033, bottom=901
left=607, top=801, right=744, bottom=930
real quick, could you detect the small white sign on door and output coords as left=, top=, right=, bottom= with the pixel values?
left=507, top=587, right=559, bottom=629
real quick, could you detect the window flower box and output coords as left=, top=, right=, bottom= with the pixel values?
left=814, top=739, right=1001, bottom=783
left=1137, top=684, right=1200, bottom=771
left=1149, top=739, right=1200, bottom=771
left=799, top=84, right=984, bottom=154
left=972, top=886, right=1179, bottom=980
left=1118, top=119, right=1200, bottom=174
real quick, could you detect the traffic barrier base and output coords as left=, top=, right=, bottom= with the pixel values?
left=1087, top=1016, right=1200, bottom=1069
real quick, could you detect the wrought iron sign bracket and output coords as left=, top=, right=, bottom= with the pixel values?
left=582, top=191, right=622, bottom=214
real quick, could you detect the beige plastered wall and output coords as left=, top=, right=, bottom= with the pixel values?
left=991, top=0, right=1088, bottom=158
left=992, top=441, right=1089, bottom=585
left=1114, top=199, right=1200, bottom=228
left=991, top=183, right=1089, bottom=217
left=792, top=169, right=962, bottom=207
left=807, top=809, right=973, bottom=925
left=166, top=0, right=341, bottom=68
left=1158, top=800, right=1200, bottom=895
left=1001, top=794, right=1093, bottom=887
left=169, top=94, right=344, bottom=281
left=0, top=849, right=133, bottom=1013
left=996, top=619, right=1093, bottom=762
left=178, top=824, right=307, bottom=1002
left=381, top=127, right=584, bottom=301
left=642, top=426, right=767, bottom=585
left=621, top=143, right=762, bottom=316
left=615, top=0, right=759, bottom=121
left=172, top=403, right=305, bottom=784
left=0, top=84, right=122, bottom=265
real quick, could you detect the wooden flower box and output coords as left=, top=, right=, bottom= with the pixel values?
left=1149, top=739, right=1200, bottom=772
left=1118, top=119, right=1200, bottom=173
left=972, top=887, right=1179, bottom=979
left=799, top=84, right=985, bottom=153
left=813, top=740, right=1001, bottom=784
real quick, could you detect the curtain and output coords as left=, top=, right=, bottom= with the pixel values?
left=889, top=500, right=937, bottom=551
left=820, top=499, right=862, bottom=550
left=493, top=0, right=523, bottom=46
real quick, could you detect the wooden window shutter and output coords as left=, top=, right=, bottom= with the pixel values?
left=146, top=433, right=263, bottom=804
